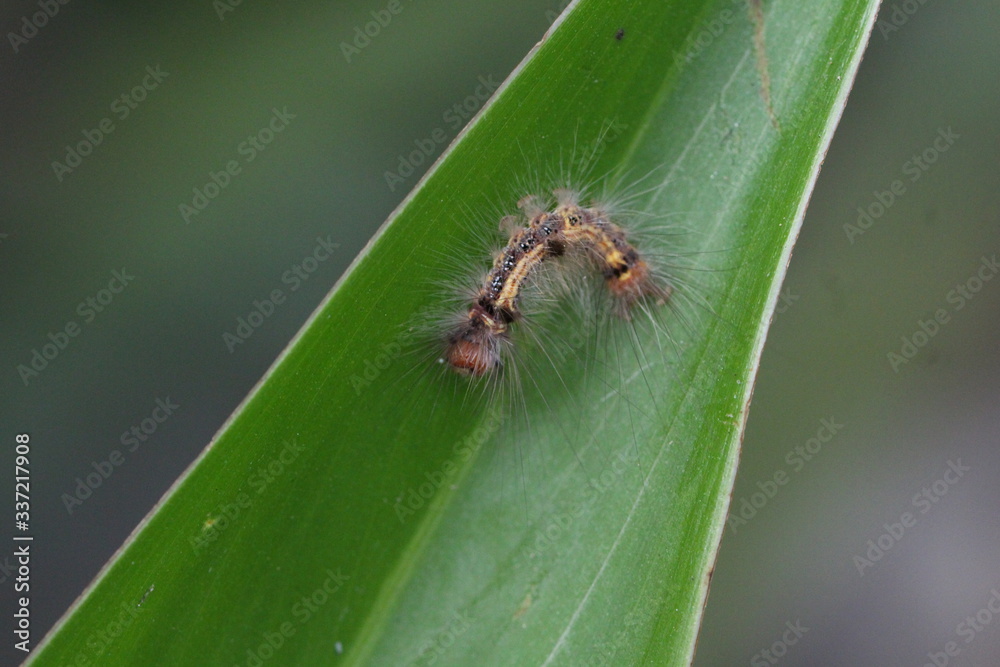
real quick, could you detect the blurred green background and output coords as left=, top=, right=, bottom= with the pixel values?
left=0, top=0, right=997, bottom=665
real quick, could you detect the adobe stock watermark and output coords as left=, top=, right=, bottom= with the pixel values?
left=921, top=588, right=1000, bottom=667
left=222, top=235, right=338, bottom=352
left=412, top=610, right=473, bottom=667
left=522, top=441, right=639, bottom=561
left=50, top=65, right=170, bottom=182
left=727, top=417, right=843, bottom=534
left=843, top=126, right=959, bottom=244
left=877, top=0, right=934, bottom=41
left=16, top=268, right=136, bottom=386
left=179, top=106, right=295, bottom=224
left=58, top=598, right=148, bottom=666
left=772, top=284, right=800, bottom=320
left=395, top=311, right=612, bottom=525
left=383, top=74, right=500, bottom=192
left=750, top=619, right=809, bottom=666
left=340, top=0, right=413, bottom=63
left=887, top=253, right=998, bottom=372
left=234, top=567, right=350, bottom=667
left=190, top=439, right=306, bottom=554
left=7, top=0, right=73, bottom=54
left=672, top=1, right=741, bottom=66
left=61, top=396, right=180, bottom=514
left=393, top=409, right=502, bottom=522
left=348, top=328, right=414, bottom=395
left=852, top=458, right=970, bottom=577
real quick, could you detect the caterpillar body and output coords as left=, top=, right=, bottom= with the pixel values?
left=443, top=188, right=673, bottom=378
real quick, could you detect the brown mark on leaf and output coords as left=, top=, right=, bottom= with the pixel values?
left=513, top=591, right=533, bottom=619
left=747, top=0, right=780, bottom=130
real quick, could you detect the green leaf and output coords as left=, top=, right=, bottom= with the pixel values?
left=30, top=0, right=878, bottom=665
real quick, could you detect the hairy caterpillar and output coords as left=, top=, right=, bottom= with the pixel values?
left=443, top=187, right=672, bottom=378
